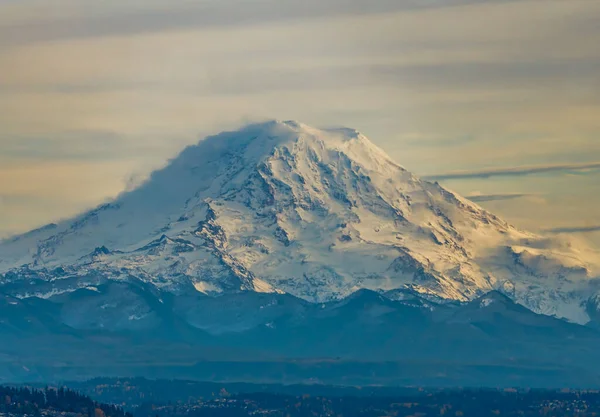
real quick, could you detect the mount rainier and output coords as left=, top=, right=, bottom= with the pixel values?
left=1, top=120, right=599, bottom=325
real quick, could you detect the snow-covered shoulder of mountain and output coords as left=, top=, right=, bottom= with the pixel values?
left=1, top=120, right=598, bottom=324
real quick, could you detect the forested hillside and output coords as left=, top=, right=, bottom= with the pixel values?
left=0, top=386, right=131, bottom=417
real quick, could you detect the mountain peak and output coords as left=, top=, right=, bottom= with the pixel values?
left=176, top=119, right=375, bottom=167
left=251, top=119, right=362, bottom=138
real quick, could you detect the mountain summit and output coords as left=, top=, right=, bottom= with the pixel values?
left=1, top=121, right=598, bottom=323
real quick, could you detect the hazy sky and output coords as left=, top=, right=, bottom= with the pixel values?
left=1, top=0, right=599, bottom=246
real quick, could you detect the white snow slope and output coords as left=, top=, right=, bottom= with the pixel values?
left=1, top=121, right=598, bottom=323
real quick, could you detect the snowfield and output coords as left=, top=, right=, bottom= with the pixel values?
left=1, top=120, right=599, bottom=324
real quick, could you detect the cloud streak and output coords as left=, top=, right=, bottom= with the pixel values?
left=0, top=130, right=193, bottom=163
left=425, top=162, right=600, bottom=181
left=0, top=0, right=520, bottom=46
left=466, top=193, right=530, bottom=202
left=546, top=225, right=600, bottom=234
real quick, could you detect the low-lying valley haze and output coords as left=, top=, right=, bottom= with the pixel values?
left=2, top=0, right=600, bottom=412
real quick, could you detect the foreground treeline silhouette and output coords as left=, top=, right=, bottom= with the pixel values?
left=133, top=390, right=600, bottom=417
left=0, top=385, right=132, bottom=417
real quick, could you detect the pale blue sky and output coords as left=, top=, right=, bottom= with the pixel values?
left=1, top=0, right=599, bottom=246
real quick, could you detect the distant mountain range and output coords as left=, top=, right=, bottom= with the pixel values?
left=1, top=120, right=600, bottom=386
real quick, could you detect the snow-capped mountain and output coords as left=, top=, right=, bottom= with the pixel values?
left=1, top=120, right=598, bottom=323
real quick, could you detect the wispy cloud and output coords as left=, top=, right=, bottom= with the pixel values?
left=402, top=133, right=477, bottom=148
left=0, top=0, right=520, bottom=46
left=0, top=130, right=192, bottom=163
left=425, top=162, right=600, bottom=181
left=546, top=225, right=600, bottom=234
left=466, top=193, right=530, bottom=202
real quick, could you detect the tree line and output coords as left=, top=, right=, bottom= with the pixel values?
left=0, top=385, right=132, bottom=417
